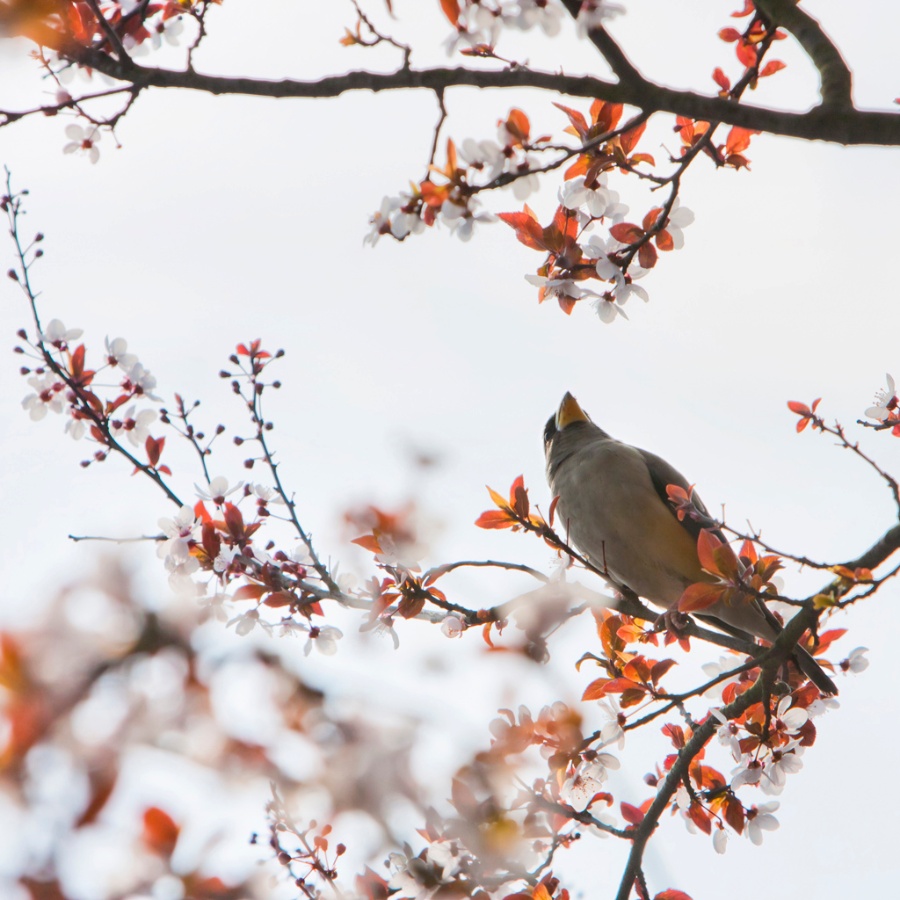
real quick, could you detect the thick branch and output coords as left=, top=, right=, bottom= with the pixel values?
left=69, top=50, right=900, bottom=146
left=755, top=0, right=852, bottom=107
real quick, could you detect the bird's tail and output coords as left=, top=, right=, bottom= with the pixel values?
left=793, top=643, right=838, bottom=696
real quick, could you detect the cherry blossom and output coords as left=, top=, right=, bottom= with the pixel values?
left=507, top=0, right=565, bottom=36
left=62, top=123, right=101, bottom=164
left=104, top=336, right=139, bottom=372
left=584, top=234, right=622, bottom=280
left=760, top=743, right=804, bottom=795
left=303, top=624, right=343, bottom=656
left=195, top=475, right=244, bottom=505
left=64, top=417, right=86, bottom=440
left=710, top=708, right=742, bottom=761
left=773, top=695, right=809, bottom=735
left=576, top=0, right=625, bottom=37
left=364, top=196, right=402, bottom=246
left=612, top=271, right=650, bottom=304
left=510, top=157, right=541, bottom=200
left=125, top=361, right=161, bottom=400
left=731, top=757, right=763, bottom=790
left=459, top=138, right=505, bottom=182
left=157, top=505, right=200, bottom=565
left=213, top=546, right=241, bottom=574
left=111, top=405, right=157, bottom=447
left=440, top=199, right=496, bottom=241
left=560, top=175, right=617, bottom=219
left=746, top=801, right=780, bottom=845
left=227, top=608, right=271, bottom=637
left=441, top=615, right=465, bottom=638
left=712, top=827, right=728, bottom=854
left=663, top=199, right=695, bottom=249
left=841, top=646, right=870, bottom=673
left=592, top=295, right=628, bottom=324
left=596, top=698, right=626, bottom=749
left=865, top=374, right=897, bottom=420
left=40, top=318, right=83, bottom=346
left=21, top=373, right=65, bottom=420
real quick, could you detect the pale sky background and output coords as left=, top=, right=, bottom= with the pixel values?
left=1, top=1, right=899, bottom=897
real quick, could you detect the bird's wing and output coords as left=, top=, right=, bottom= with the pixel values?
left=636, top=447, right=728, bottom=545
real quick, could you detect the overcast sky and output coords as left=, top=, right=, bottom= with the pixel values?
left=1, top=1, right=899, bottom=897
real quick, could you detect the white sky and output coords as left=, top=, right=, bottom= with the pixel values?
left=1, top=1, right=899, bottom=897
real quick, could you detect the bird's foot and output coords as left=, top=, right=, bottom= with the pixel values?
left=655, top=609, right=691, bottom=637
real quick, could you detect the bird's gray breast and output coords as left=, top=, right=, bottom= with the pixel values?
left=547, top=437, right=690, bottom=606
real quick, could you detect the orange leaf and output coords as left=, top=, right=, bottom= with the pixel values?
left=759, top=59, right=786, bottom=78
left=475, top=510, right=515, bottom=530
left=440, top=0, right=460, bottom=26
left=498, top=209, right=546, bottom=251
left=582, top=677, right=612, bottom=701
left=352, top=533, right=384, bottom=552
left=554, top=101, right=589, bottom=138
left=505, top=108, right=530, bottom=142
left=678, top=582, right=725, bottom=613
left=142, top=807, right=180, bottom=857
left=233, top=584, right=267, bottom=601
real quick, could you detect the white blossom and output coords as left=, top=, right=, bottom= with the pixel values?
left=865, top=375, right=896, bottom=420
left=576, top=0, right=625, bottom=38
left=746, top=801, right=780, bottom=845
left=41, top=318, right=83, bottom=344
left=195, top=475, right=244, bottom=505
left=62, top=124, right=101, bottom=164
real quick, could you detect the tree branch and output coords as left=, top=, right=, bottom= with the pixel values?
left=67, top=50, right=900, bottom=146
left=755, top=0, right=852, bottom=108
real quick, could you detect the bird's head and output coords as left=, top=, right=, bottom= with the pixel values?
left=544, top=392, right=606, bottom=475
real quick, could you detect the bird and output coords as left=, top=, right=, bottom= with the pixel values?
left=544, top=391, right=837, bottom=695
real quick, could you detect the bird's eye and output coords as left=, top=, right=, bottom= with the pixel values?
left=543, top=415, right=557, bottom=444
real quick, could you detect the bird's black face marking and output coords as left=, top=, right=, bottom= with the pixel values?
left=543, top=414, right=558, bottom=448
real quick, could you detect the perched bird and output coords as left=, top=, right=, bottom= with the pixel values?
left=544, top=392, right=837, bottom=695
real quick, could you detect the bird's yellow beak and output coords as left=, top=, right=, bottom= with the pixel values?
left=556, top=392, right=590, bottom=429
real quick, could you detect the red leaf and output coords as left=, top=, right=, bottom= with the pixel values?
left=638, top=242, right=658, bottom=269
left=222, top=502, right=245, bottom=539
left=655, top=890, right=694, bottom=900
left=620, top=802, right=645, bottom=825
left=718, top=27, right=741, bottom=42
left=712, top=67, right=731, bottom=92
left=145, top=435, right=164, bottom=467
left=609, top=222, right=644, bottom=243
left=655, top=229, right=674, bottom=252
